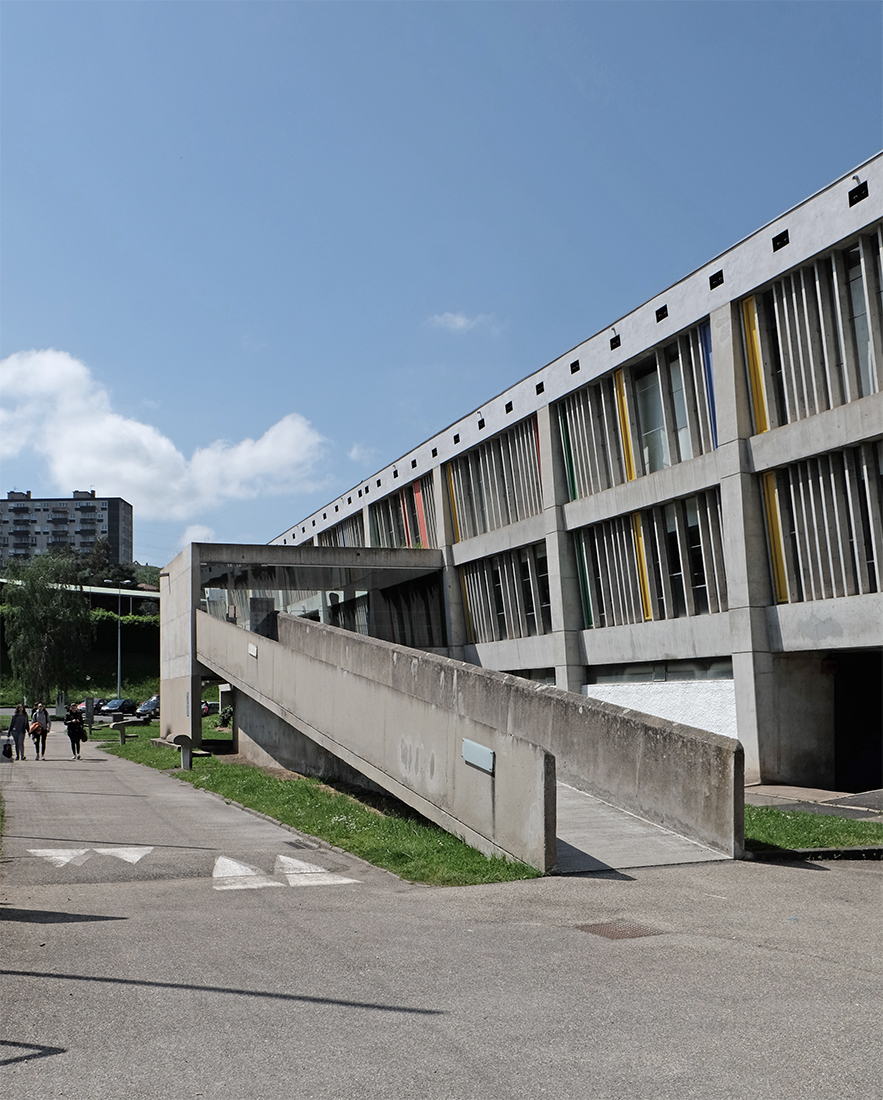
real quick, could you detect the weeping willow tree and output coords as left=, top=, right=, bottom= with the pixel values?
left=2, top=554, right=93, bottom=703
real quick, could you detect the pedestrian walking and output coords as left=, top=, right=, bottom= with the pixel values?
left=7, top=704, right=30, bottom=761
left=31, top=702, right=51, bottom=760
left=63, top=704, right=86, bottom=760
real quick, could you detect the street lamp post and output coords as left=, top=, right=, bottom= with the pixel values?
left=105, top=579, right=133, bottom=701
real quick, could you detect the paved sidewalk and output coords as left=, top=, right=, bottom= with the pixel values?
left=745, top=783, right=883, bottom=820
left=1, top=738, right=880, bottom=1099
left=0, top=735, right=387, bottom=891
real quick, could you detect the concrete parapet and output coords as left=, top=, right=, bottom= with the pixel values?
left=196, top=610, right=557, bottom=871
left=195, top=608, right=743, bottom=865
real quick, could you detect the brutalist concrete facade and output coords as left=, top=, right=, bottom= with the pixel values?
left=276, top=156, right=883, bottom=791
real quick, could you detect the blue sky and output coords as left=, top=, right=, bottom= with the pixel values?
left=2, top=1, right=880, bottom=565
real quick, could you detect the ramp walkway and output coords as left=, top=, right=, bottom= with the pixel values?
left=555, top=782, right=729, bottom=873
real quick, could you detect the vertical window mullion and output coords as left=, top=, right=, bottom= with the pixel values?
left=673, top=502, right=696, bottom=616
left=675, top=332, right=703, bottom=457
left=858, top=442, right=883, bottom=590
left=814, top=258, right=846, bottom=408
left=771, top=282, right=800, bottom=423
left=656, top=348, right=681, bottom=467
left=695, top=495, right=720, bottom=612
left=859, top=236, right=883, bottom=394
left=651, top=505, right=675, bottom=618
left=799, top=266, right=829, bottom=413
left=706, top=490, right=729, bottom=611
left=831, top=249, right=863, bottom=402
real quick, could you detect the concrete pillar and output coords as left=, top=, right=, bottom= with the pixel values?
left=710, top=303, right=836, bottom=785
left=535, top=405, right=585, bottom=694
left=159, top=543, right=207, bottom=748
left=431, top=464, right=468, bottom=658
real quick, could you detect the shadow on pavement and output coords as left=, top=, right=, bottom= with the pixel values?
left=0, top=1040, right=67, bottom=1067
left=1, top=969, right=445, bottom=1016
left=0, top=907, right=129, bottom=924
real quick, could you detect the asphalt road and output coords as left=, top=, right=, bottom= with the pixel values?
left=1, top=741, right=880, bottom=1099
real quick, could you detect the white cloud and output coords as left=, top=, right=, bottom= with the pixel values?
left=180, top=524, right=215, bottom=547
left=427, top=311, right=496, bottom=333
left=347, top=443, right=378, bottom=465
left=0, top=349, right=326, bottom=521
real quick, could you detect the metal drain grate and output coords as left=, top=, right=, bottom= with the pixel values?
left=576, top=920, right=663, bottom=940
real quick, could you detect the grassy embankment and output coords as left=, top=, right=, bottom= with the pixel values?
left=743, top=804, right=883, bottom=852
left=101, top=724, right=541, bottom=887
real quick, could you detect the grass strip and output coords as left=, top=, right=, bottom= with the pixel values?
left=102, top=730, right=539, bottom=886
left=744, top=804, right=883, bottom=852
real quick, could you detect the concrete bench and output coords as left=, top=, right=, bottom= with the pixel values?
left=148, top=734, right=210, bottom=768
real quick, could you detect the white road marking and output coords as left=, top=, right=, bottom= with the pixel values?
left=211, top=854, right=360, bottom=890
left=93, top=846, right=154, bottom=863
left=284, top=871, right=360, bottom=887
left=212, top=856, right=283, bottom=891
left=274, top=854, right=326, bottom=875
left=28, top=849, right=92, bottom=867
left=274, top=853, right=359, bottom=886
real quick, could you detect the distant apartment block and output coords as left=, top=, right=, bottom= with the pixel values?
left=0, top=490, right=133, bottom=565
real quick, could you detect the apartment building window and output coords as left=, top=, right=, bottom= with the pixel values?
left=845, top=245, right=876, bottom=398
left=742, top=227, right=882, bottom=432
left=447, top=416, right=542, bottom=541
left=574, top=490, right=727, bottom=628
left=369, top=475, right=437, bottom=548
left=558, top=321, right=717, bottom=501
left=761, top=440, right=883, bottom=603
left=666, top=345, right=692, bottom=461
left=460, top=541, right=552, bottom=643
left=318, top=512, right=366, bottom=548
left=633, top=361, right=671, bottom=473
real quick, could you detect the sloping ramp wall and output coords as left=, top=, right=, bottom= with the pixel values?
left=196, top=610, right=557, bottom=872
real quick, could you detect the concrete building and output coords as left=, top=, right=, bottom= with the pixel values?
left=0, top=490, right=133, bottom=566
left=271, top=155, right=883, bottom=793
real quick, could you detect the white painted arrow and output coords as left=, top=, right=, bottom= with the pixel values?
left=212, top=856, right=283, bottom=890
left=274, top=854, right=326, bottom=875
left=93, top=846, right=154, bottom=864
left=28, top=848, right=91, bottom=868
left=274, top=853, right=359, bottom=886
left=285, top=871, right=360, bottom=887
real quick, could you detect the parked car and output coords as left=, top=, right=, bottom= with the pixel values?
left=105, top=697, right=137, bottom=715
left=77, top=697, right=107, bottom=715
left=137, top=694, right=160, bottom=719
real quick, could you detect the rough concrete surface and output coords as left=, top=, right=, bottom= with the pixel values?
left=1, top=742, right=880, bottom=1100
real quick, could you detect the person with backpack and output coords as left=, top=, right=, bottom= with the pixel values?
left=31, top=702, right=51, bottom=760
left=63, top=704, right=86, bottom=760
left=7, top=704, right=30, bottom=761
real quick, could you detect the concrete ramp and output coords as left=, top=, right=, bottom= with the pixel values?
left=556, top=783, right=729, bottom=873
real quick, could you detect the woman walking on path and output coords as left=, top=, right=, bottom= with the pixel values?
left=63, top=704, right=85, bottom=760
left=31, top=702, right=51, bottom=760
left=8, top=704, right=30, bottom=760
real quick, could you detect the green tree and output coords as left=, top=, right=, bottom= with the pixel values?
left=77, top=538, right=136, bottom=587
left=3, top=554, right=93, bottom=702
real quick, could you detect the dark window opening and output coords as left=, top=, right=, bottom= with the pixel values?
left=655, top=305, right=668, bottom=322
left=772, top=229, right=789, bottom=252
left=610, top=334, right=621, bottom=350
left=848, top=180, right=869, bottom=206
left=709, top=270, right=724, bottom=289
